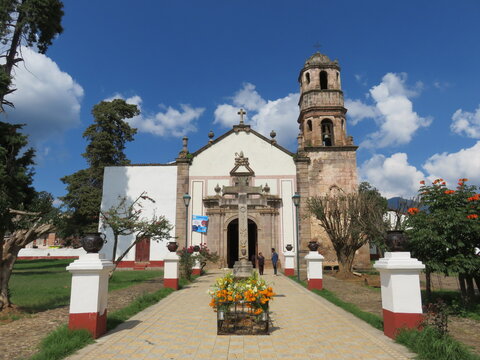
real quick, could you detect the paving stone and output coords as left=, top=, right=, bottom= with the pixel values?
left=66, top=271, right=414, bottom=360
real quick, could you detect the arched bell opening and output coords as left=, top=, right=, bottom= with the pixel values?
left=321, top=119, right=334, bottom=146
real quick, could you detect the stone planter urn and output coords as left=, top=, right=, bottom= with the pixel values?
left=167, top=241, right=179, bottom=252
left=80, top=233, right=106, bottom=253
left=307, top=241, right=319, bottom=252
left=386, top=230, right=408, bottom=252
left=285, top=244, right=293, bottom=251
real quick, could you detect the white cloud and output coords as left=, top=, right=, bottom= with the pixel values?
left=360, top=142, right=480, bottom=199
left=347, top=73, right=431, bottom=148
left=214, top=83, right=299, bottom=146
left=3, top=46, right=84, bottom=146
left=344, top=99, right=377, bottom=125
left=107, top=94, right=204, bottom=137
left=450, top=106, right=480, bottom=138
left=359, top=152, right=425, bottom=199
left=422, top=141, right=480, bottom=186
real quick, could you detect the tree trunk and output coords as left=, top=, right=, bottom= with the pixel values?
left=0, top=250, right=20, bottom=311
left=465, top=274, right=475, bottom=304
left=111, top=234, right=119, bottom=262
left=425, top=268, right=432, bottom=301
left=458, top=273, right=467, bottom=301
left=474, top=275, right=480, bottom=293
left=336, top=250, right=355, bottom=279
left=109, top=236, right=139, bottom=277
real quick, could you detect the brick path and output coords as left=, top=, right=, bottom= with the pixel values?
left=67, top=271, right=414, bottom=360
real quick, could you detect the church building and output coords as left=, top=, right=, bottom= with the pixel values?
left=99, top=52, right=370, bottom=270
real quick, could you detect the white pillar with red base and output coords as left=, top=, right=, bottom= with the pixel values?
left=305, top=251, right=324, bottom=290
left=66, top=253, right=114, bottom=339
left=283, top=250, right=295, bottom=276
left=164, top=251, right=180, bottom=290
left=192, top=251, right=201, bottom=275
left=374, top=252, right=425, bottom=339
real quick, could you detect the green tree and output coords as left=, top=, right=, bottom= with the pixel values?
left=60, top=99, right=139, bottom=236
left=0, top=0, right=64, bottom=110
left=0, top=123, right=57, bottom=311
left=406, top=178, right=480, bottom=302
left=307, top=184, right=387, bottom=278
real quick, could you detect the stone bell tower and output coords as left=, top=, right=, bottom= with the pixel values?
left=294, top=52, right=369, bottom=269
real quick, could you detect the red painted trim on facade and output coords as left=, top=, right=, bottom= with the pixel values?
left=307, top=278, right=323, bottom=290
left=116, top=261, right=135, bottom=268
left=192, top=268, right=201, bottom=275
left=382, top=309, right=423, bottom=339
left=164, top=278, right=179, bottom=290
left=18, top=256, right=79, bottom=260
left=284, top=268, right=294, bottom=276
left=69, top=310, right=108, bottom=339
left=116, top=260, right=165, bottom=269
left=149, top=260, right=164, bottom=267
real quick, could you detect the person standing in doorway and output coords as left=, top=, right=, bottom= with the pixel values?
left=257, top=252, right=265, bottom=275
left=271, top=248, right=279, bottom=275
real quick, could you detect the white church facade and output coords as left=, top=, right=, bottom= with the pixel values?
left=99, top=52, right=371, bottom=270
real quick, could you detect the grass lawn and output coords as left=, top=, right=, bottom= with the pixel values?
left=9, top=259, right=163, bottom=312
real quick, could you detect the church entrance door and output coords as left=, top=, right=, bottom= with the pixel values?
left=227, top=219, right=258, bottom=268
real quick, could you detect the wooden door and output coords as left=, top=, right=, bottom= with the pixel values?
left=135, top=237, right=150, bottom=262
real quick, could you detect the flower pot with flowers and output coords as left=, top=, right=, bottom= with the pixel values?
left=209, top=272, right=275, bottom=335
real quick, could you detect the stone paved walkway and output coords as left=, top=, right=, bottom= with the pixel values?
left=67, top=271, right=414, bottom=360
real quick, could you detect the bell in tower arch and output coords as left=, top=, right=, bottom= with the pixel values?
left=321, top=119, right=334, bottom=146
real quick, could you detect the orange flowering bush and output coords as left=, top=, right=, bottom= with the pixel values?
left=407, top=207, right=420, bottom=215
left=407, top=178, right=480, bottom=302
left=209, top=272, right=275, bottom=316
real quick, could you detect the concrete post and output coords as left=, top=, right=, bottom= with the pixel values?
left=305, top=251, right=324, bottom=290
left=164, top=251, right=180, bottom=290
left=192, top=251, right=201, bottom=275
left=284, top=250, right=295, bottom=276
left=66, top=253, right=114, bottom=338
left=374, top=252, right=425, bottom=339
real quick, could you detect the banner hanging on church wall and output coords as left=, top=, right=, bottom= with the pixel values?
left=192, top=215, right=209, bottom=233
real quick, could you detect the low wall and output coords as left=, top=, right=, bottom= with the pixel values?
left=18, top=248, right=87, bottom=259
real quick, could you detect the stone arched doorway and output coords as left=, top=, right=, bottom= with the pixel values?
left=227, top=218, right=258, bottom=268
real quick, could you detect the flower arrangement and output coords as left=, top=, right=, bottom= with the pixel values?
left=209, top=272, right=275, bottom=316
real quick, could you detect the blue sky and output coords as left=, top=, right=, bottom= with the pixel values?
left=3, top=0, right=480, bottom=201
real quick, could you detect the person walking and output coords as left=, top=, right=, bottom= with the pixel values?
left=257, top=252, right=265, bottom=275
left=271, top=248, right=279, bottom=275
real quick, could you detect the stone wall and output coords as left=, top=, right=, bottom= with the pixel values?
left=301, top=147, right=371, bottom=269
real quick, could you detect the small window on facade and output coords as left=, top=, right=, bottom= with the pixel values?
left=305, top=72, right=310, bottom=84
left=307, top=120, right=312, bottom=131
left=321, top=119, right=334, bottom=146
left=320, top=71, right=328, bottom=89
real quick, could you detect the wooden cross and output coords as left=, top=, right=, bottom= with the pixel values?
left=237, top=108, right=246, bottom=124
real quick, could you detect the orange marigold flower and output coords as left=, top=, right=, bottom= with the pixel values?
left=467, top=214, right=479, bottom=219
left=407, top=207, right=420, bottom=215
left=420, top=180, right=425, bottom=185
left=444, top=190, right=455, bottom=194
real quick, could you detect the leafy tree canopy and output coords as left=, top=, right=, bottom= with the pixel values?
left=60, top=99, right=139, bottom=236
left=0, top=0, right=64, bottom=110
left=0, top=121, right=35, bottom=236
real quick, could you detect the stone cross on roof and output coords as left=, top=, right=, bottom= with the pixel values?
left=237, top=108, right=246, bottom=125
